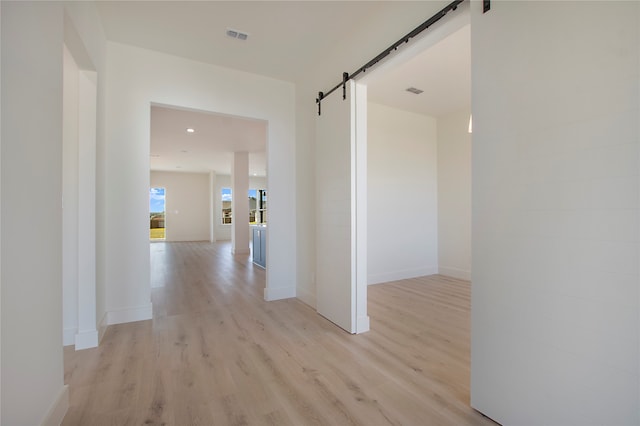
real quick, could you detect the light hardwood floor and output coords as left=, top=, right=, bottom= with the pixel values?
left=63, top=241, right=495, bottom=426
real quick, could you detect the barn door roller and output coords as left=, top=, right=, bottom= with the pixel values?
left=316, top=0, right=489, bottom=116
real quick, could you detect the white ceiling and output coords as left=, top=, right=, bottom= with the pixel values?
left=150, top=105, right=267, bottom=176
left=367, top=24, right=470, bottom=118
left=97, top=1, right=470, bottom=174
left=96, top=1, right=393, bottom=83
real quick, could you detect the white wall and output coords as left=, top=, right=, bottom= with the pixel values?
left=437, top=108, right=471, bottom=280
left=75, top=68, right=98, bottom=350
left=1, top=3, right=3, bottom=420
left=63, top=44, right=80, bottom=346
left=294, top=85, right=317, bottom=307
left=62, top=1, right=109, bottom=342
left=150, top=171, right=210, bottom=242
left=471, top=2, right=639, bottom=425
left=1, top=2, right=106, bottom=423
left=367, top=103, right=438, bottom=284
left=105, top=42, right=295, bottom=311
left=2, top=3, right=65, bottom=424
left=62, top=5, right=102, bottom=351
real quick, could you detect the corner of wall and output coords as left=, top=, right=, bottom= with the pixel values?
left=264, top=286, right=296, bottom=301
left=40, top=385, right=68, bottom=426
left=98, top=311, right=109, bottom=343
left=295, top=286, right=317, bottom=309
left=106, top=303, right=153, bottom=326
left=74, top=330, right=99, bottom=350
left=437, top=266, right=471, bottom=281
left=63, top=327, right=77, bottom=346
left=356, top=315, right=370, bottom=334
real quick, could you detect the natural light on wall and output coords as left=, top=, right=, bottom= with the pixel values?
left=468, top=114, right=472, bottom=133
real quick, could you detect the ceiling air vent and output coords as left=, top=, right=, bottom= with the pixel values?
left=406, top=87, right=424, bottom=95
left=226, top=28, right=249, bottom=41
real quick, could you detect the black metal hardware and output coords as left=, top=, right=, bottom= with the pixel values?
left=316, top=91, right=324, bottom=116
left=315, top=0, right=467, bottom=115
left=342, top=72, right=349, bottom=100
left=483, top=0, right=490, bottom=13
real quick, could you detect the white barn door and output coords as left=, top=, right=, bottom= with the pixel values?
left=316, top=80, right=369, bottom=334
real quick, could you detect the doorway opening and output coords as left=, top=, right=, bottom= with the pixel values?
left=352, top=0, right=472, bottom=414
left=365, top=20, right=472, bottom=285
left=313, top=4, right=471, bottom=334
left=149, top=187, right=166, bottom=240
left=149, top=104, right=267, bottom=244
left=148, top=103, right=268, bottom=294
left=62, top=36, right=99, bottom=350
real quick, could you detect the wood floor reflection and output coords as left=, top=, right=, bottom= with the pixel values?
left=62, top=241, right=494, bottom=426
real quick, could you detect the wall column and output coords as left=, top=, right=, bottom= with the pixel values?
left=2, top=3, right=69, bottom=424
left=209, top=170, right=217, bottom=243
left=231, top=152, right=249, bottom=254
left=75, top=70, right=98, bottom=350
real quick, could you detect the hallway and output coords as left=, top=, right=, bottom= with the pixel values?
left=63, top=241, right=494, bottom=425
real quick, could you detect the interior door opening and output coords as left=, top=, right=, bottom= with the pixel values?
left=148, top=103, right=270, bottom=295
left=363, top=13, right=471, bottom=287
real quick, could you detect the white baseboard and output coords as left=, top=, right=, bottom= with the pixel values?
left=232, top=248, right=250, bottom=255
left=75, top=329, right=99, bottom=350
left=96, top=305, right=152, bottom=345
left=107, top=303, right=153, bottom=325
left=356, top=315, right=370, bottom=334
left=264, top=285, right=296, bottom=301
left=438, top=266, right=471, bottom=281
left=368, top=266, right=438, bottom=285
left=98, top=311, right=108, bottom=343
left=296, top=287, right=317, bottom=309
left=41, top=385, right=68, bottom=426
left=63, top=327, right=77, bottom=346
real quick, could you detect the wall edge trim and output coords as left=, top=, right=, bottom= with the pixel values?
left=264, top=286, right=296, bottom=301
left=368, top=266, right=438, bottom=285
left=438, top=266, right=471, bottom=281
left=106, top=303, right=153, bottom=326
left=75, top=329, right=99, bottom=350
left=63, top=327, right=77, bottom=346
left=40, top=385, right=69, bottom=426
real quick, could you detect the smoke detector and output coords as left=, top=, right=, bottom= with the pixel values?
left=406, top=87, right=424, bottom=95
left=226, top=28, right=249, bottom=41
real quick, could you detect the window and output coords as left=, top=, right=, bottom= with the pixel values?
left=252, top=189, right=267, bottom=224
left=221, top=188, right=232, bottom=224
left=149, top=187, right=166, bottom=239
left=249, top=189, right=257, bottom=224
left=221, top=187, right=267, bottom=225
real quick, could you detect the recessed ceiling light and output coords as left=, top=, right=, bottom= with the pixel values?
left=186, top=128, right=195, bottom=133
left=406, top=87, right=424, bottom=95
